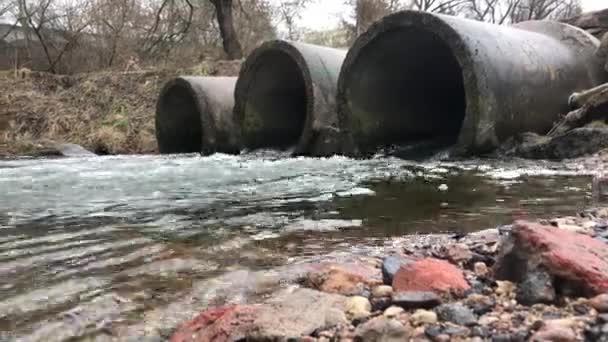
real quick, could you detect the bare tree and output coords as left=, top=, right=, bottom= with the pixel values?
left=405, top=0, right=468, bottom=15
left=510, top=0, right=582, bottom=22
left=464, top=0, right=521, bottom=24
left=275, top=0, right=310, bottom=40
left=209, top=0, right=242, bottom=59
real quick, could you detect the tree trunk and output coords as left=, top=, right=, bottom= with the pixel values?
left=210, top=0, right=243, bottom=60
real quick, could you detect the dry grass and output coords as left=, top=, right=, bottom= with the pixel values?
left=0, top=60, right=242, bottom=157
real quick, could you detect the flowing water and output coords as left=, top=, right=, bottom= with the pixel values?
left=0, top=153, right=596, bottom=340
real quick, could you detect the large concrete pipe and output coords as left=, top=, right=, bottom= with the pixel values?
left=155, top=76, right=239, bottom=155
left=234, top=40, right=347, bottom=156
left=337, top=11, right=608, bottom=157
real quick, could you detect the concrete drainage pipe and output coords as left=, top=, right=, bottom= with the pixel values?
left=234, top=40, right=347, bottom=156
left=155, top=76, right=239, bottom=155
left=337, top=10, right=608, bottom=157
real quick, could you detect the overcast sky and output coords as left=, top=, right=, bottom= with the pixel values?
left=295, top=0, right=607, bottom=30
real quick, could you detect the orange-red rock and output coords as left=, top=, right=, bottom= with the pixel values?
left=391, top=258, right=470, bottom=296
left=170, top=305, right=258, bottom=342
left=305, top=262, right=382, bottom=295
left=495, top=221, right=608, bottom=296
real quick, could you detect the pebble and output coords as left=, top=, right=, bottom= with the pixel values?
left=438, top=184, right=449, bottom=192
left=383, top=306, right=404, bottom=318
left=392, top=291, right=442, bottom=309
left=496, top=280, right=517, bottom=296
left=372, top=285, right=393, bottom=298
left=478, top=315, right=499, bottom=326
left=531, top=324, right=577, bottom=341
left=474, top=262, right=489, bottom=277
left=589, top=293, right=608, bottom=313
left=410, top=309, right=438, bottom=326
left=345, top=296, right=372, bottom=320
left=516, top=270, right=556, bottom=305
left=371, top=296, right=392, bottom=312
left=354, top=316, right=410, bottom=341
left=435, top=303, right=478, bottom=326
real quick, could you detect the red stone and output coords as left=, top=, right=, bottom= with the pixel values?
left=305, top=262, right=382, bottom=295
left=391, top=258, right=470, bottom=296
left=496, top=221, right=608, bottom=295
left=170, top=305, right=258, bottom=342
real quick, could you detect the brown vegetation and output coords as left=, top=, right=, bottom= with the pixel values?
left=0, top=61, right=241, bottom=157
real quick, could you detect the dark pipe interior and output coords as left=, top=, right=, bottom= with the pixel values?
left=345, top=27, right=466, bottom=154
left=156, top=84, right=202, bottom=154
left=242, top=50, right=307, bottom=149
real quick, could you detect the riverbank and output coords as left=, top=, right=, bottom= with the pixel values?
left=167, top=207, right=608, bottom=341
left=0, top=61, right=241, bottom=157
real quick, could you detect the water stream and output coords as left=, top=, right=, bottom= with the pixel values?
left=0, top=153, right=595, bottom=340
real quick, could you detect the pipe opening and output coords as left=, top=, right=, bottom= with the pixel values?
left=156, top=84, right=203, bottom=154
left=240, top=50, right=307, bottom=149
left=344, top=27, right=466, bottom=155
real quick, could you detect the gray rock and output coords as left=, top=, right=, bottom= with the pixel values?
left=54, top=143, right=96, bottom=157
left=392, top=291, right=442, bottom=310
left=501, top=127, right=608, bottom=160
left=354, top=316, right=410, bottom=342
left=516, top=270, right=556, bottom=305
left=382, top=255, right=412, bottom=285
left=435, top=303, right=477, bottom=327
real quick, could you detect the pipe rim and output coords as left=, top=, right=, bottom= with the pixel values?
left=234, top=39, right=315, bottom=152
left=336, top=10, right=484, bottom=156
left=155, top=76, right=214, bottom=154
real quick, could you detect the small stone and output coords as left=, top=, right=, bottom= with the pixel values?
left=465, top=294, right=495, bottom=315
left=531, top=323, right=576, bottom=342
left=471, top=325, right=490, bottom=337
left=434, top=334, right=451, bottom=342
left=442, top=243, right=473, bottom=264
left=383, top=306, right=405, bottom=318
left=516, top=270, right=556, bottom=305
left=372, top=285, right=393, bottom=298
left=346, top=296, right=372, bottom=320
left=410, top=309, right=438, bottom=326
left=424, top=324, right=443, bottom=339
left=589, top=293, right=608, bottom=313
left=371, top=296, right=392, bottom=312
left=435, top=303, right=477, bottom=326
left=382, top=255, right=411, bottom=285
left=354, top=316, right=410, bottom=341
left=392, top=291, right=442, bottom=310
left=495, top=280, right=517, bottom=296
left=478, top=315, right=499, bottom=326
left=474, top=262, right=489, bottom=277
left=440, top=202, right=449, bottom=209
left=438, top=184, right=449, bottom=192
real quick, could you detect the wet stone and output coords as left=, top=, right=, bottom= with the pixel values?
left=516, top=270, right=556, bottom=305
left=392, top=291, right=442, bottom=310
left=435, top=303, right=477, bottom=327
